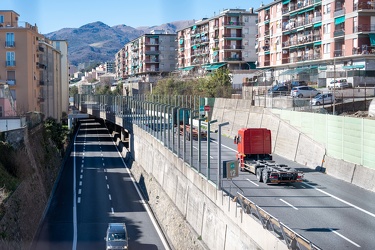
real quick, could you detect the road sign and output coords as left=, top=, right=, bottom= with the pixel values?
left=223, top=160, right=239, bottom=179
left=204, top=105, right=210, bottom=111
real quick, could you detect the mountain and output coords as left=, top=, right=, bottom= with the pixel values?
left=45, top=20, right=194, bottom=66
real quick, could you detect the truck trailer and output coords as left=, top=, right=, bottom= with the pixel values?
left=234, top=128, right=303, bottom=184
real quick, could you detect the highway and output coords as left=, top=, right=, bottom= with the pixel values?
left=175, top=130, right=375, bottom=250
left=31, top=119, right=169, bottom=250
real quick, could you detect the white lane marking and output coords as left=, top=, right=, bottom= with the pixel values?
left=78, top=189, right=81, bottom=195
left=302, top=182, right=375, bottom=218
left=72, top=126, right=80, bottom=250
left=77, top=197, right=81, bottom=203
left=205, top=154, right=213, bottom=159
left=280, top=199, right=298, bottom=210
left=211, top=140, right=236, bottom=151
left=81, top=164, right=84, bottom=168
left=103, top=163, right=105, bottom=167
left=81, top=169, right=83, bottom=173
left=111, top=207, right=114, bottom=214
left=111, top=131, right=171, bottom=250
left=246, top=178, right=259, bottom=187
left=80, top=175, right=83, bottom=179
left=329, top=229, right=361, bottom=248
left=107, top=184, right=110, bottom=189
left=105, top=176, right=108, bottom=180
left=79, top=181, right=82, bottom=186
left=108, top=194, right=112, bottom=201
left=82, top=153, right=85, bottom=156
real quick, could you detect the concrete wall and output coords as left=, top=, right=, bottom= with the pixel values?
left=211, top=98, right=325, bottom=171
left=124, top=125, right=288, bottom=250
left=211, top=98, right=375, bottom=192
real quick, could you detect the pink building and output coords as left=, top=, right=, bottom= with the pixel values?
left=256, top=0, right=375, bottom=87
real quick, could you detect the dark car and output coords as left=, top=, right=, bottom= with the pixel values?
left=104, top=223, right=128, bottom=250
left=267, top=85, right=289, bottom=96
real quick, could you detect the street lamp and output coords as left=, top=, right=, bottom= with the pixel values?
left=217, top=122, right=229, bottom=190
left=207, top=119, right=217, bottom=180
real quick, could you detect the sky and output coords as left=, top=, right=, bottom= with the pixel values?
left=2, top=0, right=264, bottom=34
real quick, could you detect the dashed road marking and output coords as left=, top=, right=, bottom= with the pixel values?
left=330, top=229, right=360, bottom=248
left=280, top=199, right=298, bottom=210
left=246, top=178, right=259, bottom=187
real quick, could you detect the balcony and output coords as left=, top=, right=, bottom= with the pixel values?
left=222, top=21, right=244, bottom=26
left=39, top=80, right=45, bottom=86
left=354, top=24, right=375, bottom=33
left=223, top=34, right=243, bottom=40
left=145, top=68, right=160, bottom=72
left=224, top=57, right=243, bottom=61
left=334, top=8, right=345, bottom=17
left=334, top=29, right=345, bottom=37
left=334, top=50, right=344, bottom=57
left=354, top=2, right=375, bottom=11
left=5, top=41, right=15, bottom=48
left=223, top=45, right=244, bottom=50
left=144, top=59, right=159, bottom=63
left=6, top=61, right=16, bottom=67
left=145, top=50, right=159, bottom=55
left=37, top=46, right=44, bottom=52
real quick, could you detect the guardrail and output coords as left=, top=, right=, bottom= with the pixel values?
left=234, top=192, right=322, bottom=250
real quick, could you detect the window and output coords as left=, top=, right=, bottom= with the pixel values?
left=323, top=43, right=330, bottom=54
left=243, top=16, right=249, bottom=22
left=6, top=33, right=15, bottom=47
left=0, top=106, right=2, bottom=117
left=6, top=51, right=15, bottom=66
left=323, top=23, right=330, bottom=34
left=244, top=28, right=249, bottom=34
left=324, top=3, right=331, bottom=14
left=0, top=15, right=4, bottom=23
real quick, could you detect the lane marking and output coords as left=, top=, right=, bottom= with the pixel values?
left=81, top=169, right=83, bottom=173
left=111, top=207, right=114, bottom=214
left=78, top=189, right=81, bottom=195
left=103, top=163, right=105, bottom=167
left=329, top=229, right=361, bottom=248
left=302, top=182, right=375, bottom=218
left=246, top=178, right=259, bottom=187
left=280, top=199, right=298, bottom=210
left=79, top=181, right=82, bottom=186
left=72, top=125, right=80, bottom=250
left=105, top=176, right=108, bottom=180
left=108, top=194, right=112, bottom=201
left=77, top=197, right=81, bottom=203
left=107, top=184, right=110, bottom=189
left=80, top=175, right=83, bottom=179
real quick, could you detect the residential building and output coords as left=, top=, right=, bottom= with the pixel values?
left=105, top=61, right=115, bottom=73
left=0, top=10, right=67, bottom=122
left=115, top=30, right=177, bottom=95
left=176, top=9, right=258, bottom=79
left=256, top=0, right=375, bottom=87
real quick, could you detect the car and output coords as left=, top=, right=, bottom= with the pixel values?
left=104, top=223, right=128, bottom=250
left=327, top=79, right=351, bottom=90
left=290, top=86, right=320, bottom=98
left=267, top=85, right=289, bottom=96
left=291, top=80, right=307, bottom=87
left=310, top=93, right=336, bottom=105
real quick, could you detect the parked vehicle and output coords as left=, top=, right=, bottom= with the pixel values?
left=310, top=93, right=336, bottom=105
left=327, top=79, right=351, bottom=90
left=291, top=80, right=307, bottom=87
left=290, top=86, right=320, bottom=98
left=267, top=85, right=289, bottom=96
left=104, top=223, right=128, bottom=250
left=234, top=128, right=304, bottom=184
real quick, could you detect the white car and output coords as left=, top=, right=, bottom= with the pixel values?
left=310, top=93, right=336, bottom=105
left=290, top=86, right=320, bottom=98
left=327, top=79, right=350, bottom=90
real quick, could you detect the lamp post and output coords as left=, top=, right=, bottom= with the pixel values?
left=333, top=57, right=336, bottom=115
left=217, top=122, right=229, bottom=190
left=207, top=119, right=217, bottom=180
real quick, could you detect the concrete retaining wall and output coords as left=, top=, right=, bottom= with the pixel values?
left=212, top=98, right=325, bottom=171
left=128, top=125, right=287, bottom=250
left=211, top=98, right=375, bottom=192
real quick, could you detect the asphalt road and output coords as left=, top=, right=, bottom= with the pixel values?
left=173, top=130, right=375, bottom=250
left=31, top=119, right=169, bottom=250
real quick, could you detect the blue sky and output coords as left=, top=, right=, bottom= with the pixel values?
left=2, top=0, right=264, bottom=34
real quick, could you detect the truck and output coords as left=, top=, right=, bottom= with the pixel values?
left=234, top=128, right=303, bottom=184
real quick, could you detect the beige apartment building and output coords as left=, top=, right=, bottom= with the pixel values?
left=256, top=0, right=375, bottom=87
left=176, top=9, right=258, bottom=78
left=115, top=30, right=177, bottom=95
left=0, top=10, right=68, bottom=122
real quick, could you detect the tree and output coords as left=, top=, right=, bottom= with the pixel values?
left=69, top=85, right=78, bottom=96
left=44, top=117, right=67, bottom=151
left=202, top=67, right=233, bottom=98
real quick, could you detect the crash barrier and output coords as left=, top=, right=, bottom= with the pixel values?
left=235, top=193, right=322, bottom=250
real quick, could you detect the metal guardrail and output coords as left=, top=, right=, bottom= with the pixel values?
left=235, top=192, right=322, bottom=250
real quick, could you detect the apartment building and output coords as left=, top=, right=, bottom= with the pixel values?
left=0, top=10, right=68, bottom=121
left=115, top=30, right=177, bottom=94
left=176, top=9, right=258, bottom=77
left=256, top=0, right=375, bottom=87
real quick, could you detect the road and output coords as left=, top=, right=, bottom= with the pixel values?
left=31, top=119, right=169, bottom=250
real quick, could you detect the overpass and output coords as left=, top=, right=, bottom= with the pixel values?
left=73, top=94, right=375, bottom=250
